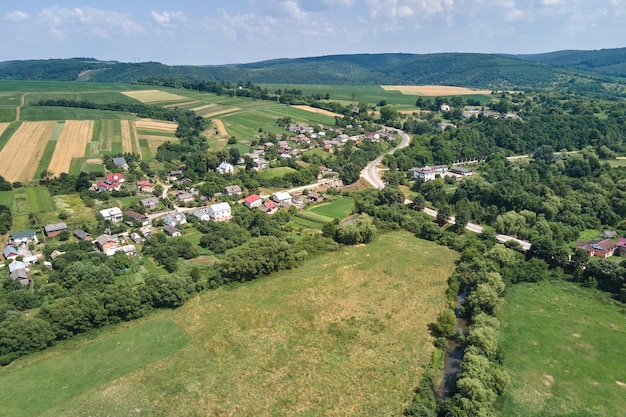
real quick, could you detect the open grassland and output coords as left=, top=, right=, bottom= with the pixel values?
left=121, top=89, right=190, bottom=105
left=25, top=91, right=140, bottom=106
left=257, top=166, right=297, bottom=179
left=47, top=120, right=93, bottom=176
left=139, top=139, right=152, bottom=161
left=197, top=105, right=241, bottom=118
left=20, top=106, right=132, bottom=121
left=261, top=84, right=421, bottom=106
left=500, top=281, right=626, bottom=417
left=0, top=232, right=457, bottom=417
left=0, top=108, right=16, bottom=122
left=291, top=105, right=343, bottom=118
left=308, top=197, right=355, bottom=220
left=0, top=190, right=13, bottom=207
left=0, top=321, right=189, bottom=417
left=0, top=121, right=55, bottom=182
left=96, top=119, right=121, bottom=154
left=205, top=119, right=231, bottom=150
left=9, top=187, right=54, bottom=214
left=381, top=85, right=494, bottom=96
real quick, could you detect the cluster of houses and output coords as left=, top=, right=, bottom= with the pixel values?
left=409, top=165, right=473, bottom=181
left=2, top=229, right=42, bottom=286
left=243, top=191, right=323, bottom=214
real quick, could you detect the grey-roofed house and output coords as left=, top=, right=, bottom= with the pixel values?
left=208, top=202, right=232, bottom=221
left=44, top=222, right=68, bottom=237
left=125, top=210, right=150, bottom=226
left=3, top=245, right=18, bottom=260
left=139, top=197, right=160, bottom=209
left=164, top=226, right=182, bottom=237
left=10, top=269, right=29, bottom=286
left=73, top=229, right=92, bottom=241
left=112, top=156, right=129, bottom=170
left=224, top=185, right=242, bottom=196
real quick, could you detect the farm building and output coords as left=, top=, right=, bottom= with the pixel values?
left=164, top=226, right=182, bottom=237
left=136, top=180, right=154, bottom=193
left=10, top=229, right=38, bottom=245
left=73, top=229, right=92, bottom=241
left=450, top=166, right=473, bottom=176
left=576, top=239, right=616, bottom=258
left=307, top=192, right=323, bottom=202
left=192, top=210, right=210, bottom=221
left=125, top=211, right=150, bottom=226
left=99, top=207, right=123, bottom=223
left=140, top=197, right=160, bottom=209
left=208, top=202, right=232, bottom=221
left=44, top=222, right=68, bottom=237
left=95, top=234, right=118, bottom=252
left=272, top=191, right=292, bottom=203
left=105, top=245, right=136, bottom=257
left=112, top=157, right=129, bottom=170
left=224, top=185, right=242, bottom=196
left=176, top=192, right=195, bottom=204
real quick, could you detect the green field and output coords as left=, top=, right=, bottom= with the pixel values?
left=0, top=320, right=189, bottom=417
left=0, top=190, right=13, bottom=207
left=308, top=197, right=355, bottom=219
left=0, top=108, right=16, bottom=122
left=25, top=187, right=55, bottom=212
left=0, top=121, right=21, bottom=153
left=136, top=129, right=175, bottom=137
left=500, top=281, right=626, bottom=417
left=25, top=91, right=140, bottom=106
left=257, top=166, right=297, bottom=179
left=0, top=232, right=457, bottom=416
left=20, top=107, right=133, bottom=121
left=138, top=139, right=152, bottom=161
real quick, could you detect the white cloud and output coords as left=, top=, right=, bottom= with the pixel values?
left=37, top=7, right=144, bottom=40
left=151, top=11, right=187, bottom=27
left=4, top=10, right=29, bottom=22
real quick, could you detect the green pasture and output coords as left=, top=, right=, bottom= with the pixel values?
left=500, top=281, right=626, bottom=417
left=0, top=93, right=22, bottom=106
left=261, top=84, right=420, bottom=106
left=1, top=232, right=457, bottom=416
left=34, top=122, right=64, bottom=177
left=138, top=139, right=152, bottom=161
left=257, top=166, right=297, bottom=180
left=0, top=121, right=20, bottom=153
left=97, top=119, right=121, bottom=153
left=136, top=129, right=175, bottom=138
left=0, top=320, right=189, bottom=417
left=303, top=147, right=334, bottom=160
left=20, top=107, right=132, bottom=121
left=291, top=215, right=325, bottom=229
left=0, top=190, right=13, bottom=207
left=24, top=91, right=139, bottom=106
left=307, top=197, right=355, bottom=219
left=0, top=108, right=16, bottom=122
left=8, top=187, right=53, bottom=215
left=0, top=80, right=148, bottom=93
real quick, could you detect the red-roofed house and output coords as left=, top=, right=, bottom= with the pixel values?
left=616, top=237, right=626, bottom=256
left=243, top=194, right=262, bottom=209
left=576, top=239, right=616, bottom=258
left=136, top=179, right=154, bottom=193
left=97, top=173, right=125, bottom=192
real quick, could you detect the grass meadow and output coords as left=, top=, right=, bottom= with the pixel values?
left=307, top=196, right=355, bottom=219
left=257, top=166, right=297, bottom=179
left=499, top=280, right=626, bottom=417
left=0, top=232, right=457, bottom=417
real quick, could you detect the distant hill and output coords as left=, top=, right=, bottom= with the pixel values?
left=1, top=49, right=626, bottom=96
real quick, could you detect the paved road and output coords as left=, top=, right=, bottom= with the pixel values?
left=360, top=128, right=411, bottom=189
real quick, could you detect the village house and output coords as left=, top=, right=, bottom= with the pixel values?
left=450, top=166, right=473, bottom=177
left=95, top=234, right=118, bottom=252
left=164, top=226, right=182, bottom=237
left=410, top=165, right=449, bottom=182
left=136, top=179, right=155, bottom=193
left=140, top=226, right=153, bottom=238
left=10, top=229, right=38, bottom=245
left=73, top=229, right=92, bottom=241
left=164, top=211, right=187, bottom=227
left=208, top=202, right=232, bottom=221
left=8, top=260, right=29, bottom=286
left=216, top=161, right=234, bottom=174
left=176, top=192, right=195, bottom=204
left=576, top=239, right=616, bottom=258
left=125, top=210, right=150, bottom=226
left=260, top=200, right=277, bottom=214
left=3, top=245, right=18, bottom=260
left=243, top=194, right=262, bottom=209
left=43, top=222, right=68, bottom=237
left=139, top=197, right=160, bottom=210
left=192, top=209, right=210, bottom=221
left=307, top=191, right=323, bottom=203
left=96, top=173, right=125, bottom=192
left=105, top=245, right=136, bottom=257
left=130, top=232, right=143, bottom=244
left=272, top=191, right=292, bottom=204
left=99, top=207, right=123, bottom=223
left=224, top=185, right=242, bottom=196
left=616, top=238, right=626, bottom=256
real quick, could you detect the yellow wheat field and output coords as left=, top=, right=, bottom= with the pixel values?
left=292, top=105, right=344, bottom=118
left=135, top=119, right=178, bottom=133
left=191, top=103, right=216, bottom=112
left=212, top=119, right=229, bottom=138
left=122, top=89, right=189, bottom=104
left=381, top=85, right=493, bottom=96
left=48, top=120, right=94, bottom=176
left=0, top=122, right=10, bottom=137
left=121, top=120, right=133, bottom=154
left=0, top=121, right=56, bottom=182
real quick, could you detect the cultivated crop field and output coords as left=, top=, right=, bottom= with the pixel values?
left=47, top=120, right=94, bottom=176
left=291, top=104, right=343, bottom=118
left=381, top=85, right=494, bottom=96
left=121, top=89, right=190, bottom=105
left=0, top=121, right=55, bottom=182
left=500, top=281, right=626, bottom=417
left=0, top=232, right=457, bottom=417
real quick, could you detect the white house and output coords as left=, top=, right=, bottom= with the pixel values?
left=216, top=161, right=234, bottom=174
left=163, top=211, right=187, bottom=227
left=272, top=191, right=292, bottom=203
left=409, top=165, right=448, bottom=182
left=208, top=202, right=232, bottom=221
left=10, top=229, right=38, bottom=245
left=99, top=207, right=123, bottom=223
left=192, top=210, right=210, bottom=221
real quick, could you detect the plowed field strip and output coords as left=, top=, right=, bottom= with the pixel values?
left=135, top=119, right=178, bottom=132
left=121, top=120, right=133, bottom=154
left=48, top=120, right=94, bottom=176
left=0, top=121, right=56, bottom=182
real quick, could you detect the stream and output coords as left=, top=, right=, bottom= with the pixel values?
left=439, top=287, right=469, bottom=400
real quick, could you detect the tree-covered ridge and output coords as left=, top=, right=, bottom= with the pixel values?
left=2, top=51, right=626, bottom=95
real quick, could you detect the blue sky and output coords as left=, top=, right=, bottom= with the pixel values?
left=1, top=1, right=625, bottom=65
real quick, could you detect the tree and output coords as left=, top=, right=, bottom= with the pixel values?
left=532, top=145, right=556, bottom=164
left=455, top=210, right=469, bottom=233
left=437, top=205, right=451, bottom=227
left=436, top=309, right=457, bottom=338
left=379, top=105, right=399, bottom=124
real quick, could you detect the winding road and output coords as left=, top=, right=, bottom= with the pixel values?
left=360, top=128, right=531, bottom=251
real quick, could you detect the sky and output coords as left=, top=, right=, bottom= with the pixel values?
left=1, top=0, right=625, bottom=65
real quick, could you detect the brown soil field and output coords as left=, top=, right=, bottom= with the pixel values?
left=121, top=120, right=133, bottom=154
left=134, top=119, right=178, bottom=133
left=292, top=105, right=344, bottom=118
left=0, top=122, right=9, bottom=137
left=0, top=121, right=56, bottom=182
left=48, top=120, right=94, bottom=176
left=381, top=85, right=493, bottom=96
left=121, top=90, right=189, bottom=104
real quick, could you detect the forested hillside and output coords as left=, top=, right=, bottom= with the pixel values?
left=2, top=50, right=626, bottom=96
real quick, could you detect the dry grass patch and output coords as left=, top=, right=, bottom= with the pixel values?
left=0, top=121, right=56, bottom=182
left=163, top=100, right=201, bottom=108
left=139, top=135, right=174, bottom=155
left=121, top=90, right=189, bottom=104
left=134, top=119, right=178, bottom=133
left=0, top=122, right=9, bottom=137
left=212, top=119, right=229, bottom=137
left=120, top=120, right=133, bottom=154
left=381, top=85, right=493, bottom=96
left=48, top=120, right=93, bottom=176
left=200, top=106, right=241, bottom=118
left=191, top=103, right=216, bottom=112
left=292, top=105, right=344, bottom=118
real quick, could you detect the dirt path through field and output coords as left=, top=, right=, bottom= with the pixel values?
left=0, top=121, right=56, bottom=181
left=48, top=120, right=94, bottom=176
